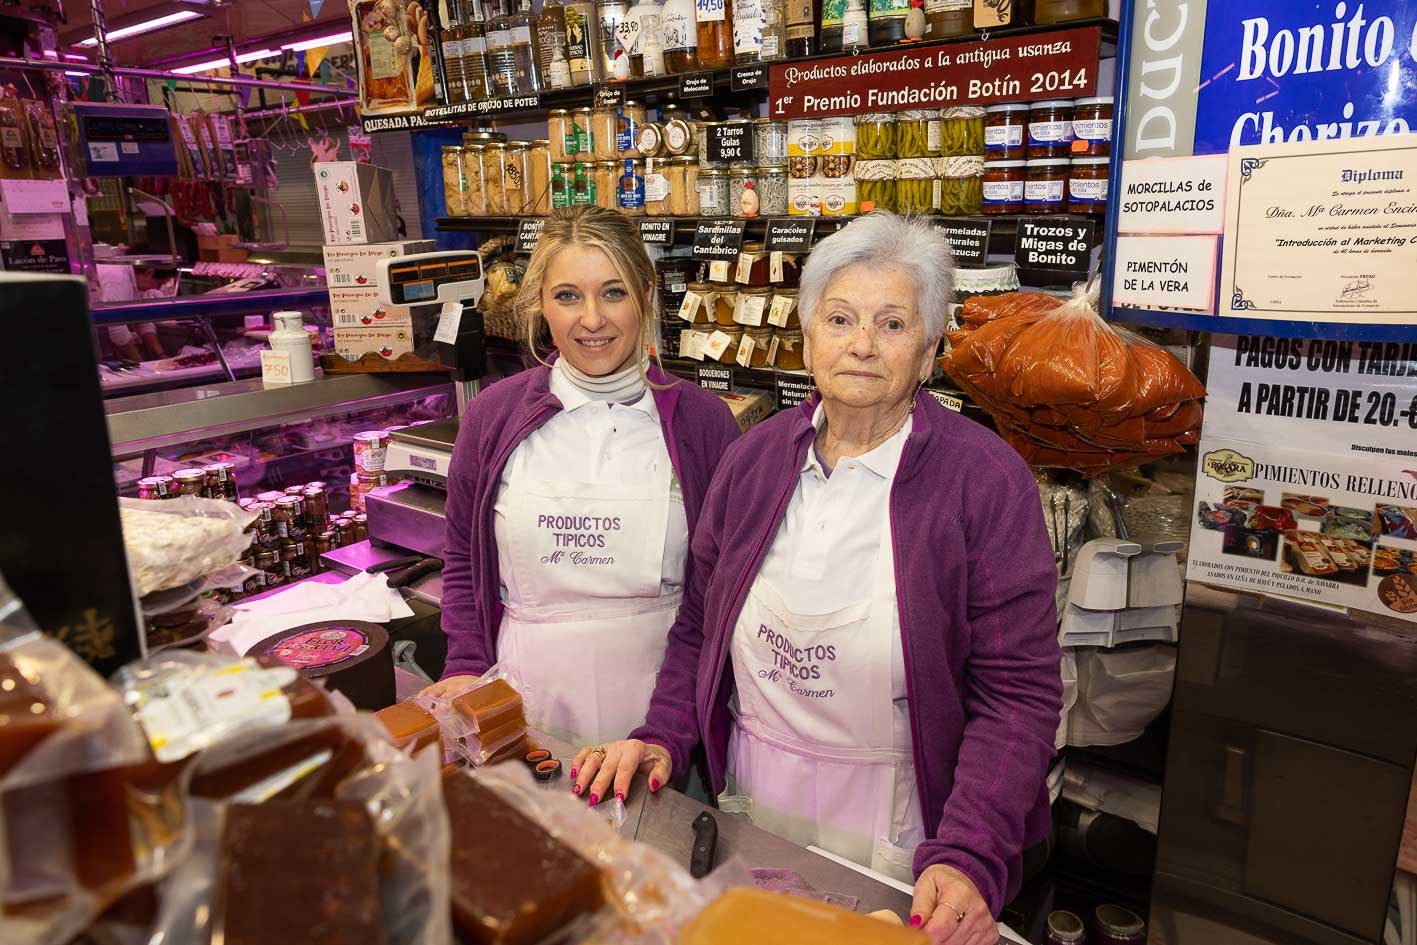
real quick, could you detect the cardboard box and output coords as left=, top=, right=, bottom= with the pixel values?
left=329, top=286, right=414, bottom=328
left=314, top=162, right=399, bottom=245
left=719, top=387, right=773, bottom=433
left=322, top=240, right=435, bottom=290
left=333, top=324, right=416, bottom=361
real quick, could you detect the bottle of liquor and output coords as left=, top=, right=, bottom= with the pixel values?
left=354, top=0, right=417, bottom=109
left=819, top=0, right=843, bottom=51
left=564, top=0, right=602, bottom=84
left=841, top=0, right=868, bottom=50
left=733, top=0, right=765, bottom=63
left=536, top=0, right=571, bottom=84
left=759, top=0, right=786, bottom=60
left=485, top=0, right=518, bottom=95
left=695, top=0, right=735, bottom=67
left=625, top=0, right=661, bottom=77
left=440, top=0, right=470, bottom=103
left=510, top=0, right=545, bottom=92
left=461, top=0, right=491, bottom=99
left=642, top=12, right=668, bottom=75
left=867, top=0, right=909, bottom=46
left=784, top=0, right=817, bottom=55
left=660, top=0, right=699, bottom=73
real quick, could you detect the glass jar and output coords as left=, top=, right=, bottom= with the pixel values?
left=1028, top=100, right=1074, bottom=158
left=482, top=142, right=508, bottom=214
left=617, top=100, right=647, bottom=156
left=710, top=326, right=743, bottom=364
left=855, top=159, right=898, bottom=213
left=591, top=104, right=618, bottom=160
left=571, top=161, right=595, bottom=206
left=684, top=280, right=716, bottom=323
left=775, top=329, right=805, bottom=370
left=1037, top=0, right=1105, bottom=23
left=939, top=106, right=985, bottom=156
left=1072, top=96, right=1113, bottom=156
left=671, top=156, right=700, bottom=214
left=645, top=157, right=673, bottom=216
left=984, top=103, right=1028, bottom=161
left=753, top=118, right=788, bottom=165
left=1094, top=905, right=1146, bottom=945
left=664, top=117, right=697, bottom=156
left=730, top=167, right=760, bottom=217
left=698, top=169, right=730, bottom=217
left=695, top=0, right=734, bottom=68
left=637, top=121, right=666, bottom=158
left=939, top=171, right=982, bottom=215
left=757, top=166, right=788, bottom=215
left=573, top=107, right=596, bottom=160
left=551, top=162, right=573, bottom=208
left=1045, top=911, right=1086, bottom=945
left=528, top=140, right=552, bottom=213
left=769, top=286, right=799, bottom=328
left=897, top=109, right=940, bottom=158
left=594, top=161, right=619, bottom=209
left=698, top=122, right=727, bottom=169
left=1068, top=156, right=1108, bottom=214
left=713, top=286, right=739, bottom=324
left=461, top=144, right=488, bottom=215
left=1025, top=157, right=1069, bottom=213
left=619, top=158, right=647, bottom=215
left=855, top=112, right=897, bottom=160
left=742, top=326, right=775, bottom=367
left=442, top=146, right=468, bottom=216
left=503, top=143, right=530, bottom=213
left=548, top=108, right=575, bottom=162
left=925, top=0, right=972, bottom=38
left=896, top=157, right=935, bottom=214
left=982, top=159, right=1025, bottom=214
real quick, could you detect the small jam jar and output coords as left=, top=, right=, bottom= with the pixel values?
left=982, top=160, right=1026, bottom=214
left=1094, top=905, right=1146, bottom=945
left=1068, top=156, right=1110, bottom=213
left=1072, top=96, right=1114, bottom=156
left=1025, top=158, right=1070, bottom=213
left=775, top=330, right=806, bottom=371
left=1045, top=910, right=1085, bottom=945
left=984, top=103, right=1028, bottom=160
left=1028, top=100, right=1075, bottom=158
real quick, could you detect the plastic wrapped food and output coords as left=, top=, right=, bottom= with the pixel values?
left=677, top=888, right=928, bottom=944
left=119, top=497, right=259, bottom=595
left=376, top=700, right=442, bottom=752
left=416, top=667, right=530, bottom=766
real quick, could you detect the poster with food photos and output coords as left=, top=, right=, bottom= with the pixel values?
left=1187, top=336, right=1417, bottom=621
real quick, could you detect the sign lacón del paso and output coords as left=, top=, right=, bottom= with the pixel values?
left=767, top=26, right=1100, bottom=119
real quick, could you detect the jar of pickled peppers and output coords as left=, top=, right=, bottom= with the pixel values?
left=939, top=106, right=985, bottom=157
left=896, top=110, right=941, bottom=158
left=854, top=113, right=897, bottom=160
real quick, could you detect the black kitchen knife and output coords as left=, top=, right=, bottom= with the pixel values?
left=689, top=811, right=718, bottom=879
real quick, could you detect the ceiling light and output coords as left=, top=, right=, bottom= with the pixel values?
left=171, top=48, right=281, bottom=75
left=76, top=9, right=204, bottom=46
left=281, top=31, right=353, bottom=51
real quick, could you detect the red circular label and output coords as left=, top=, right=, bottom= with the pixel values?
left=264, top=627, right=369, bottom=669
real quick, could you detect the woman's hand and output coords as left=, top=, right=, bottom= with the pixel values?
left=419, top=674, right=479, bottom=699
left=570, top=739, right=671, bottom=806
left=910, top=864, right=994, bottom=945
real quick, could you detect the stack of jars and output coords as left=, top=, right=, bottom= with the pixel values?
left=667, top=248, right=803, bottom=370
left=442, top=134, right=552, bottom=216
left=695, top=117, right=788, bottom=218
left=982, top=97, right=1113, bottom=215
left=853, top=110, right=983, bottom=216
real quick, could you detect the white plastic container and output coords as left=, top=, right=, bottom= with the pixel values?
left=269, top=310, right=316, bottom=383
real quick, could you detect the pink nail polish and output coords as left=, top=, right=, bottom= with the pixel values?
left=615, top=791, right=625, bottom=802
left=909, top=915, right=922, bottom=928
left=650, top=778, right=660, bottom=791
left=572, top=784, right=582, bottom=796
left=588, top=793, right=599, bottom=806
left=569, top=767, right=577, bottom=778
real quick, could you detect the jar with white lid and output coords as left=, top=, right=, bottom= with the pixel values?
left=269, top=311, right=315, bottom=383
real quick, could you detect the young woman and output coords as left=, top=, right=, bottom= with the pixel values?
left=423, top=206, right=740, bottom=747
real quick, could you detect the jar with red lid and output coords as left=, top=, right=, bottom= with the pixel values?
left=1025, top=158, right=1070, bottom=213
left=982, top=160, right=1025, bottom=214
left=1068, top=156, right=1109, bottom=213
left=984, top=103, right=1028, bottom=161
left=1094, top=905, right=1146, bottom=945
left=1028, top=100, right=1074, bottom=157
left=1072, top=96, right=1113, bottom=156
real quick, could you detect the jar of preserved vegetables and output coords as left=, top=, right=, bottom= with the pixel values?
left=482, top=142, right=508, bottom=214
left=984, top=103, right=1028, bottom=161
left=1028, top=100, right=1074, bottom=157
left=1025, top=157, right=1069, bottom=213
left=573, top=107, right=596, bottom=159
left=442, top=146, right=468, bottom=216
left=855, top=159, right=897, bottom=212
left=756, top=166, right=788, bottom=215
left=896, top=157, right=936, bottom=213
left=617, top=100, right=647, bottom=156
left=644, top=157, right=673, bottom=216
left=939, top=106, right=985, bottom=156
left=897, top=110, right=941, bottom=158
left=939, top=164, right=983, bottom=215
left=503, top=142, right=530, bottom=213
left=982, top=160, right=1025, bottom=214
left=591, top=104, right=618, bottom=159
left=698, top=169, right=730, bottom=217
left=461, top=144, right=488, bottom=215
left=594, top=161, right=619, bottom=209
left=854, top=112, right=897, bottom=160
left=671, top=157, right=700, bottom=214
left=548, top=108, right=575, bottom=162
left=528, top=140, right=552, bottom=213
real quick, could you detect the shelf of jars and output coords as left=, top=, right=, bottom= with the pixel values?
left=378, top=17, right=1118, bottom=132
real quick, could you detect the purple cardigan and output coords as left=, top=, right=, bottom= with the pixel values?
left=630, top=391, right=1061, bottom=914
left=440, top=362, right=741, bottom=677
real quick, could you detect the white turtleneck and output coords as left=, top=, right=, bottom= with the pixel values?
left=554, top=356, right=648, bottom=405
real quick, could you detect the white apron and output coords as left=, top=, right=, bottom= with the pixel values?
left=495, top=430, right=686, bottom=747
left=721, top=512, right=926, bottom=884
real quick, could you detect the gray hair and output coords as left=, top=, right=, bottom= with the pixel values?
left=797, top=211, right=954, bottom=342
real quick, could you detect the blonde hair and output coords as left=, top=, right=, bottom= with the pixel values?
left=514, top=206, right=663, bottom=380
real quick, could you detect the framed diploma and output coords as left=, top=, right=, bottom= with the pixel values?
left=1217, top=135, right=1417, bottom=328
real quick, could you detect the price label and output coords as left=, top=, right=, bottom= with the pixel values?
left=639, top=219, right=676, bottom=245
left=765, top=217, right=815, bottom=253
left=516, top=218, right=546, bottom=253
left=696, top=363, right=735, bottom=392
left=735, top=334, right=756, bottom=367
left=775, top=372, right=814, bottom=410
left=736, top=293, right=767, bottom=326
left=679, top=329, right=706, bottom=360
left=767, top=293, right=797, bottom=328
left=931, top=219, right=993, bottom=268
left=260, top=350, right=294, bottom=385
left=708, top=122, right=755, bottom=165
left=677, top=289, right=704, bottom=322
left=703, top=329, right=733, bottom=361
left=709, top=259, right=732, bottom=281
left=694, top=219, right=747, bottom=261
left=679, top=72, right=714, bottom=98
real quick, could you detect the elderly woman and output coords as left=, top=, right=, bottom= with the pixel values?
left=572, top=213, right=1061, bottom=944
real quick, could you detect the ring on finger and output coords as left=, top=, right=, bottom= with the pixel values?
left=590, top=746, right=607, bottom=758
left=942, top=901, right=965, bottom=924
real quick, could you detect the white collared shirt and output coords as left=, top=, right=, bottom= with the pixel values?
left=493, top=362, right=687, bottom=602
left=756, top=405, right=913, bottom=618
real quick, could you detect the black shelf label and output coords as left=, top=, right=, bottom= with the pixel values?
left=731, top=64, right=768, bottom=91
left=774, top=372, right=814, bottom=411
left=764, top=217, right=815, bottom=253
left=639, top=219, right=676, bottom=245
left=692, top=219, right=747, bottom=260
left=707, top=121, right=755, bottom=165
left=696, top=364, right=735, bottom=393
left=516, top=218, right=547, bottom=254
left=421, top=95, right=544, bottom=122
left=1014, top=216, right=1096, bottom=278
left=593, top=86, right=624, bottom=108
left=932, top=219, right=992, bottom=268
left=679, top=72, right=714, bottom=98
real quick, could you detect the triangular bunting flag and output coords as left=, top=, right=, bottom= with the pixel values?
left=307, top=43, right=328, bottom=76
left=309, top=0, right=325, bottom=17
